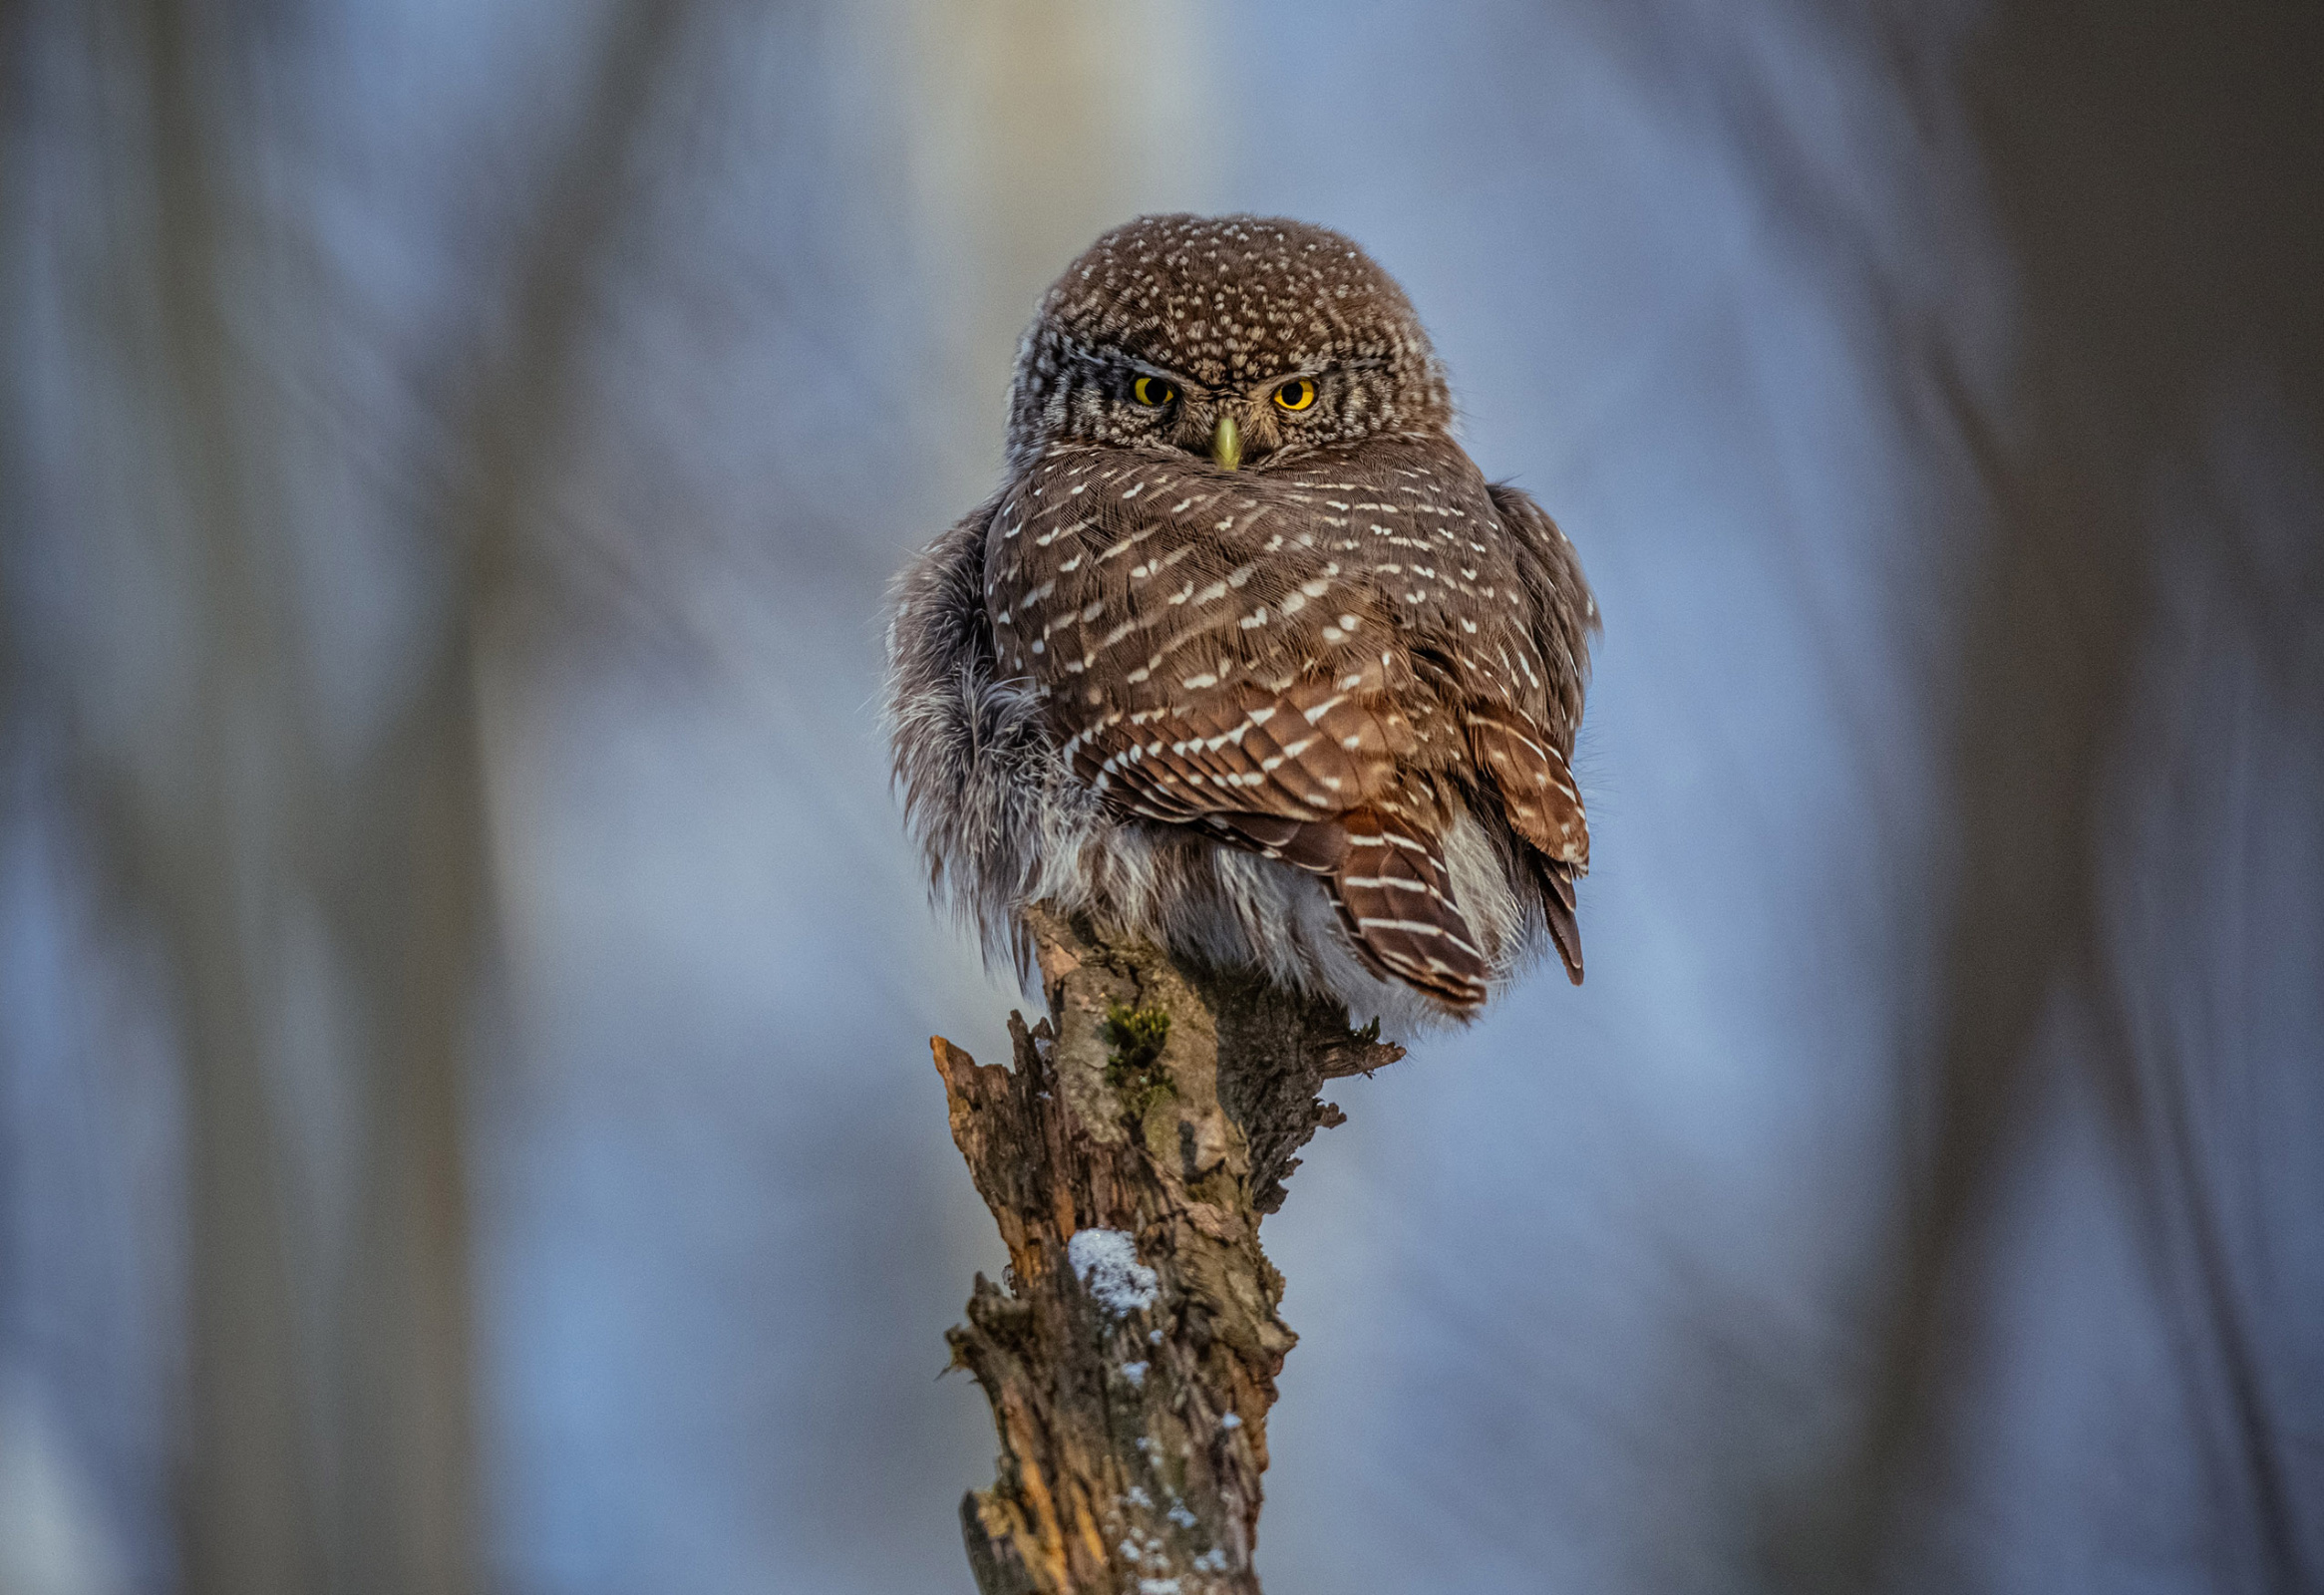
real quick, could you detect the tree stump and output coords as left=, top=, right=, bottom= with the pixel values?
left=933, top=904, right=1403, bottom=1594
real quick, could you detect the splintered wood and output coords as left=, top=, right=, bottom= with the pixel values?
left=932, top=905, right=1402, bottom=1595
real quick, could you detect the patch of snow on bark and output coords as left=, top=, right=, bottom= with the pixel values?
left=1069, top=1228, right=1159, bottom=1315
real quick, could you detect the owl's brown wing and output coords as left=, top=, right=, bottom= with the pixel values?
left=1469, top=707, right=1588, bottom=983
left=1465, top=481, right=1596, bottom=984
left=1063, top=671, right=1406, bottom=830
left=1485, top=481, right=1595, bottom=757
left=987, top=446, right=1494, bottom=1007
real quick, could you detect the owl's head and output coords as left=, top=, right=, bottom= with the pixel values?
left=1004, top=214, right=1453, bottom=475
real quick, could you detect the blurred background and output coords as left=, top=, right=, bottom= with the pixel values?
left=3, top=1, right=2319, bottom=1592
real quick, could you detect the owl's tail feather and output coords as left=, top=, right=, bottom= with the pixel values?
left=1196, top=805, right=1491, bottom=1009
left=1539, top=859, right=1584, bottom=986
left=1326, top=806, right=1493, bottom=1011
left=1200, top=811, right=1350, bottom=874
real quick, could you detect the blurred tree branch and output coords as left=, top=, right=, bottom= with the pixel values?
left=936, top=906, right=1399, bottom=1594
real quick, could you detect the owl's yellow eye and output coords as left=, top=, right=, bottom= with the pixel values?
left=1273, top=377, right=1318, bottom=413
left=1132, top=376, right=1176, bottom=407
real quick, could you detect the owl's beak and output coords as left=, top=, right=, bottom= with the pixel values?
left=1210, top=413, right=1242, bottom=472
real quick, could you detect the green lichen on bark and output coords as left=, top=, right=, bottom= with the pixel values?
left=1102, top=1001, right=1174, bottom=1118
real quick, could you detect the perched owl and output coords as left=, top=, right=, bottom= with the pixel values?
left=887, top=214, right=1596, bottom=1030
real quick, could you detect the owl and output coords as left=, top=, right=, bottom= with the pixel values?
left=887, top=214, right=1596, bottom=1030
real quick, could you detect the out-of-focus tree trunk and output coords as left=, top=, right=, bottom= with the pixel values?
left=1, top=3, right=695, bottom=1590
left=1797, top=3, right=2324, bottom=1588
left=115, top=5, right=485, bottom=1589
left=896, top=0, right=1219, bottom=499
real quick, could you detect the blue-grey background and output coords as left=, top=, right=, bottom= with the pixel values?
left=4, top=2, right=2319, bottom=1592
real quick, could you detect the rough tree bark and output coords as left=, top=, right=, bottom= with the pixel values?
left=933, top=905, right=1403, bottom=1595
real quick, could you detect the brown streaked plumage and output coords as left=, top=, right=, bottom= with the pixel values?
left=888, top=214, right=1596, bottom=1027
